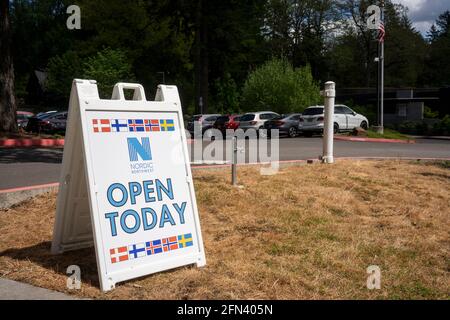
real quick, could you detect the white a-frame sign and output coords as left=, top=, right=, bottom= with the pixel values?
left=52, top=79, right=206, bottom=292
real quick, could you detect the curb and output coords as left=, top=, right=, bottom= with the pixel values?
left=2, top=157, right=450, bottom=210
left=0, top=138, right=65, bottom=148
left=334, top=136, right=415, bottom=144
left=0, top=138, right=195, bottom=148
left=0, top=182, right=59, bottom=210
left=0, top=278, right=80, bottom=300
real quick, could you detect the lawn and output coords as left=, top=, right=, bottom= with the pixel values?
left=0, top=160, right=449, bottom=299
left=365, top=128, right=412, bottom=140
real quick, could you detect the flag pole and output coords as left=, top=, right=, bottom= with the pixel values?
left=380, top=0, right=385, bottom=134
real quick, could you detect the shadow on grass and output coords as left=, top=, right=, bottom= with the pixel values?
left=0, top=241, right=100, bottom=289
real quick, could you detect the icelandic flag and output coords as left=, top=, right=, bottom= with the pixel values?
left=128, top=119, right=145, bottom=132
left=146, top=239, right=163, bottom=255
left=110, top=246, right=129, bottom=264
left=111, top=119, right=129, bottom=132
left=128, top=243, right=146, bottom=259
left=178, top=233, right=193, bottom=248
left=162, top=236, right=179, bottom=252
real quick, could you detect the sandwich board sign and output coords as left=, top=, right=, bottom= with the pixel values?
left=51, top=79, right=206, bottom=292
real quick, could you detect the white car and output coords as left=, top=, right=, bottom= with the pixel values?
left=298, top=105, right=369, bottom=137
left=238, top=111, right=280, bottom=137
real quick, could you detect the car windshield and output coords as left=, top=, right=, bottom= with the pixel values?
left=240, top=114, right=255, bottom=121
left=302, top=108, right=324, bottom=116
left=216, top=116, right=229, bottom=122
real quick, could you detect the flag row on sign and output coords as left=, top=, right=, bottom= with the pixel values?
left=92, top=119, right=175, bottom=133
left=109, top=233, right=194, bottom=264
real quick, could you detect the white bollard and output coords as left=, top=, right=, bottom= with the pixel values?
left=322, top=81, right=335, bottom=164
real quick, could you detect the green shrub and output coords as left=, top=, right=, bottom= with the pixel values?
left=241, top=58, right=321, bottom=114
left=83, top=48, right=134, bottom=98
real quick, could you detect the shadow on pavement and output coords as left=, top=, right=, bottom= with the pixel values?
left=0, top=148, right=63, bottom=164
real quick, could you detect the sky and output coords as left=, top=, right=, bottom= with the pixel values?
left=392, top=0, right=450, bottom=35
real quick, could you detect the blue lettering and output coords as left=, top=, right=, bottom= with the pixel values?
left=129, top=181, right=142, bottom=205
left=120, top=209, right=141, bottom=234
left=141, top=207, right=157, bottom=231
left=159, top=204, right=176, bottom=228
left=156, top=178, right=174, bottom=201
left=173, top=202, right=187, bottom=224
left=105, top=212, right=119, bottom=236
left=143, top=180, right=156, bottom=203
left=107, top=183, right=128, bottom=207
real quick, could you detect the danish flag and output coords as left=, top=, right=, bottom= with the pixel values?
left=93, top=119, right=111, bottom=133
left=110, top=246, right=129, bottom=264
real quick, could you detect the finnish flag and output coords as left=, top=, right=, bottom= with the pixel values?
left=111, top=119, right=129, bottom=132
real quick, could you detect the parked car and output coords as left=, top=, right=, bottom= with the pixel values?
left=263, top=113, right=302, bottom=138
left=298, top=105, right=369, bottom=137
left=212, top=114, right=242, bottom=137
left=187, top=114, right=221, bottom=137
left=238, top=111, right=280, bottom=138
left=16, top=111, right=34, bottom=129
left=26, top=111, right=68, bottom=134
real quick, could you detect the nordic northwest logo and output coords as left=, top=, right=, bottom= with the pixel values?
left=127, top=137, right=154, bottom=174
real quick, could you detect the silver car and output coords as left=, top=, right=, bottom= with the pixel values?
left=238, top=111, right=280, bottom=137
left=299, top=105, right=369, bottom=137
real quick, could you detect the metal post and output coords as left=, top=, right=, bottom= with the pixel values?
left=322, top=81, right=335, bottom=164
left=231, top=136, right=237, bottom=185
left=379, top=1, right=385, bottom=134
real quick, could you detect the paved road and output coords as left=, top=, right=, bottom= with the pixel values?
left=0, top=138, right=449, bottom=190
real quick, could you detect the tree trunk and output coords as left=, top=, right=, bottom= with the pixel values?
left=0, top=0, right=17, bottom=133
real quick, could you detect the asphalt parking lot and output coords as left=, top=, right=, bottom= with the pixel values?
left=0, top=137, right=449, bottom=190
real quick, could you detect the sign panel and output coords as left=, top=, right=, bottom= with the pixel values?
left=52, top=80, right=206, bottom=291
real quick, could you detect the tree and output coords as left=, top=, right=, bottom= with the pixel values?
left=83, top=48, right=134, bottom=98
left=0, top=0, right=17, bottom=133
left=421, top=11, right=450, bottom=86
left=241, top=58, right=321, bottom=114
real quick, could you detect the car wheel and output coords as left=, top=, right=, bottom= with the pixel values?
left=288, top=126, right=297, bottom=138
left=360, top=121, right=368, bottom=130
left=334, top=123, right=339, bottom=134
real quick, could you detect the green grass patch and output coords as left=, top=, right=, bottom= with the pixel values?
left=366, top=128, right=412, bottom=140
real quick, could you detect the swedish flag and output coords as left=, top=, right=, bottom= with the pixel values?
left=178, top=233, right=193, bottom=248
left=160, top=119, right=175, bottom=131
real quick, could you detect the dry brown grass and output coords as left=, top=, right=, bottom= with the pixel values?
left=0, top=160, right=449, bottom=300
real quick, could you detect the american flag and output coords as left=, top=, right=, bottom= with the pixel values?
left=378, top=21, right=385, bottom=43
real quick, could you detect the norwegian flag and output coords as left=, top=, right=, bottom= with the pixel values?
left=145, top=119, right=160, bottom=132
left=93, top=119, right=111, bottom=133
left=162, top=236, right=179, bottom=252
left=378, top=21, right=385, bottom=43
left=110, top=246, right=129, bottom=264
